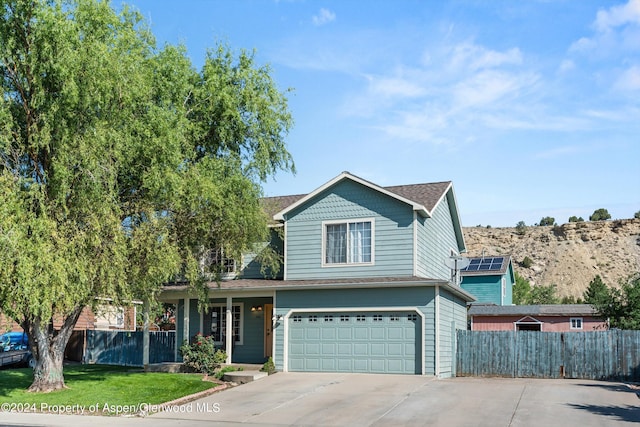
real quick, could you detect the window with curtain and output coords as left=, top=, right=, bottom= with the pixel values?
left=324, top=220, right=372, bottom=265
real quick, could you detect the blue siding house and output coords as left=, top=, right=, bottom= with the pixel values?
left=161, top=172, right=474, bottom=377
left=460, top=255, right=515, bottom=306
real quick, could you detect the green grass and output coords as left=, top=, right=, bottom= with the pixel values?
left=0, top=365, right=218, bottom=414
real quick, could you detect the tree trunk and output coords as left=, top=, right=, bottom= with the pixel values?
left=23, top=305, right=83, bottom=393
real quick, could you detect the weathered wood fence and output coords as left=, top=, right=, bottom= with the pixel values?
left=456, top=330, right=640, bottom=380
left=85, top=330, right=176, bottom=366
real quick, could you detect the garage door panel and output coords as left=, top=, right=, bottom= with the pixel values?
left=337, top=343, right=352, bottom=355
left=321, top=328, right=336, bottom=340
left=370, top=328, right=385, bottom=340
left=289, top=311, right=420, bottom=374
left=353, top=343, right=368, bottom=355
left=337, top=328, right=352, bottom=339
left=305, top=343, right=320, bottom=355
left=370, top=343, right=385, bottom=356
left=337, top=359, right=352, bottom=371
left=387, top=344, right=403, bottom=356
left=370, top=359, right=385, bottom=372
left=387, top=359, right=404, bottom=373
left=322, top=343, right=336, bottom=355
left=353, top=327, right=368, bottom=340
left=388, top=326, right=405, bottom=340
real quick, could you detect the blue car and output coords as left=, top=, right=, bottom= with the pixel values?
left=0, top=332, right=29, bottom=352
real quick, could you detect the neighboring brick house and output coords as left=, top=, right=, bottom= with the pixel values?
left=1, top=304, right=138, bottom=333
left=468, top=304, right=607, bottom=332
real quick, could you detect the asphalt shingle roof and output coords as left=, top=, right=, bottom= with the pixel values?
left=468, top=304, right=598, bottom=317
left=262, top=181, right=452, bottom=221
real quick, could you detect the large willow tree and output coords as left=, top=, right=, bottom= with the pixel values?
left=0, top=0, right=293, bottom=392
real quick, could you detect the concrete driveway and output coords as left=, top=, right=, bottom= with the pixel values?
left=2, top=373, right=639, bottom=426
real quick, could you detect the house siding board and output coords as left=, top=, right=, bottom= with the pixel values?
left=273, top=287, right=437, bottom=375
left=241, top=229, right=284, bottom=279
left=415, top=216, right=428, bottom=278
left=437, top=290, right=468, bottom=377
left=284, top=180, right=415, bottom=280
left=461, top=275, right=502, bottom=305
left=420, top=195, right=457, bottom=280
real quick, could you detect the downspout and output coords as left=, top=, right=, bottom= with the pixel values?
left=435, top=285, right=440, bottom=376
left=225, top=296, right=232, bottom=364
left=413, top=211, right=418, bottom=276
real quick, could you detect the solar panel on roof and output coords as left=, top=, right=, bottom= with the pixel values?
left=460, top=256, right=505, bottom=272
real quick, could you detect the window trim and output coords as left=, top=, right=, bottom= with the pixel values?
left=209, top=303, right=244, bottom=346
left=321, top=218, right=375, bottom=267
left=570, top=317, right=583, bottom=330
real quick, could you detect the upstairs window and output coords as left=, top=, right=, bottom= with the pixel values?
left=323, top=219, right=373, bottom=265
left=200, top=247, right=237, bottom=279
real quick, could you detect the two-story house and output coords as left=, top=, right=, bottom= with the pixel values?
left=161, top=172, right=475, bottom=377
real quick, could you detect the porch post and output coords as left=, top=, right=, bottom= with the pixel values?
left=183, top=298, right=190, bottom=343
left=142, top=299, right=150, bottom=370
left=225, top=296, right=232, bottom=364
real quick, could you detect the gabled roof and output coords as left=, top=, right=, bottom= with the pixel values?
left=468, top=304, right=598, bottom=317
left=271, top=171, right=453, bottom=221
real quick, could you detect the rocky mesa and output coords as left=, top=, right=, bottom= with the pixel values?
left=462, top=218, right=640, bottom=298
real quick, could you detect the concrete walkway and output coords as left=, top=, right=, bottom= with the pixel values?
left=1, top=374, right=639, bottom=426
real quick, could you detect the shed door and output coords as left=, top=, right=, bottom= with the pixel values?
left=288, top=311, right=420, bottom=374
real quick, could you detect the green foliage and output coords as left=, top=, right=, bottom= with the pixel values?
left=589, top=208, right=611, bottom=221
left=515, top=221, right=527, bottom=235
left=214, top=365, right=238, bottom=380
left=528, top=284, right=559, bottom=305
left=513, top=272, right=531, bottom=305
left=635, top=211, right=640, bottom=219
left=0, top=364, right=216, bottom=410
left=261, top=356, right=276, bottom=375
left=560, top=295, right=582, bottom=304
left=583, top=275, right=609, bottom=306
left=591, top=274, right=640, bottom=330
left=568, top=216, right=584, bottom=222
left=0, top=0, right=293, bottom=391
left=513, top=272, right=559, bottom=305
left=179, top=335, right=227, bottom=375
left=520, top=256, right=533, bottom=269
left=539, top=217, right=556, bottom=226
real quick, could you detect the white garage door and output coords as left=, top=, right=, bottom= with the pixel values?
left=288, top=311, right=420, bottom=374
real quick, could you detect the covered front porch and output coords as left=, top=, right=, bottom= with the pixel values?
left=161, top=290, right=275, bottom=365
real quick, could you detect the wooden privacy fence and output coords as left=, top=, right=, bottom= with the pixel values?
left=85, top=330, right=176, bottom=366
left=456, top=330, right=640, bottom=381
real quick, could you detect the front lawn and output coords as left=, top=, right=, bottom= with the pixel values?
left=0, top=364, right=218, bottom=415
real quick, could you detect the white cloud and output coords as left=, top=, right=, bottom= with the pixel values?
left=558, top=59, right=575, bottom=73
left=312, top=8, right=336, bottom=26
left=452, top=70, right=537, bottom=110
left=570, top=0, right=640, bottom=54
left=594, top=0, right=640, bottom=32
left=448, top=42, right=523, bottom=72
left=614, top=65, right=640, bottom=91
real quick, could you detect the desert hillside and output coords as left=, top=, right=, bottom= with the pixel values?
left=463, top=219, right=640, bottom=298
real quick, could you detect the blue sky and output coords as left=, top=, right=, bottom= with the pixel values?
left=125, top=0, right=639, bottom=227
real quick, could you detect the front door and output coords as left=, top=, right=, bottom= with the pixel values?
left=264, top=304, right=273, bottom=358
